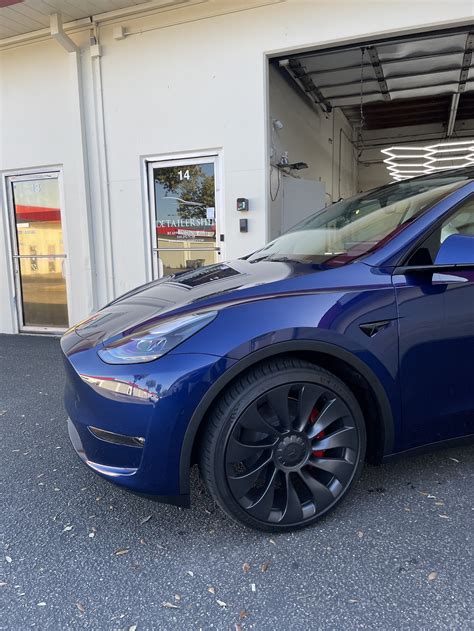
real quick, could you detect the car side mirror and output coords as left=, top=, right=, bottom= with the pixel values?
left=434, top=234, right=474, bottom=266
left=394, top=233, right=474, bottom=275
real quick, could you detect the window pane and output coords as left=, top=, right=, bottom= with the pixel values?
left=159, top=250, right=218, bottom=277
left=12, top=178, right=64, bottom=256
left=441, top=198, right=474, bottom=241
left=18, top=257, right=68, bottom=328
left=153, top=163, right=217, bottom=249
left=407, top=196, right=474, bottom=266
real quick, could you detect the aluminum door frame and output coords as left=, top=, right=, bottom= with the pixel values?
left=5, top=170, right=71, bottom=334
left=146, top=153, right=223, bottom=279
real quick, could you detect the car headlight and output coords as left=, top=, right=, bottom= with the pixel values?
left=97, top=311, right=218, bottom=364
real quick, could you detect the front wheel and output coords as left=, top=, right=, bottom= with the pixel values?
left=199, top=358, right=366, bottom=531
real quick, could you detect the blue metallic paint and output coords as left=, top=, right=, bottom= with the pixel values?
left=61, top=181, right=474, bottom=506
left=394, top=267, right=474, bottom=449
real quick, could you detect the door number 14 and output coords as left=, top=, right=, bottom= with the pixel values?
left=178, top=169, right=190, bottom=181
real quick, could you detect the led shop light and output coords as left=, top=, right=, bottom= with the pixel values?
left=382, top=140, right=474, bottom=181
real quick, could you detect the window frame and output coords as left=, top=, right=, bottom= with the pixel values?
left=4, top=168, right=71, bottom=333
left=394, top=193, right=474, bottom=275
left=141, top=149, right=225, bottom=281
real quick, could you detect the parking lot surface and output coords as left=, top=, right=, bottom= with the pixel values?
left=1, top=333, right=473, bottom=630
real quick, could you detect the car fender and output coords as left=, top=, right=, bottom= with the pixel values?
left=178, top=338, right=395, bottom=495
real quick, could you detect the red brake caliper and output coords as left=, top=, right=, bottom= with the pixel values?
left=309, top=407, right=326, bottom=458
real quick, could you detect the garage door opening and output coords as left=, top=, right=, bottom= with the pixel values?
left=268, top=27, right=474, bottom=239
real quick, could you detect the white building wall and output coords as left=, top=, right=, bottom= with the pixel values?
left=1, top=0, right=473, bottom=333
left=96, top=9, right=270, bottom=296
left=0, top=34, right=95, bottom=333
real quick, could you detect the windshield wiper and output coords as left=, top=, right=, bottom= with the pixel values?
left=264, top=256, right=303, bottom=263
left=249, top=255, right=305, bottom=264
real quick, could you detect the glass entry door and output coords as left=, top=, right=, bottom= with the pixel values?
left=148, top=156, right=220, bottom=278
left=7, top=172, right=69, bottom=331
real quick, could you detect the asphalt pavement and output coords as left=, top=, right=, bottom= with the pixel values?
left=1, top=333, right=473, bottom=630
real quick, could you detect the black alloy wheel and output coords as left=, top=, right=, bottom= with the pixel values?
left=200, top=358, right=366, bottom=531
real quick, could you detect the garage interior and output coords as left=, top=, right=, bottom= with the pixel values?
left=268, top=27, right=474, bottom=238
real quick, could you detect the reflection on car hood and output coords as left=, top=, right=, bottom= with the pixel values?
left=73, top=259, right=326, bottom=343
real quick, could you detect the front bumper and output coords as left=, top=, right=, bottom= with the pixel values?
left=67, top=418, right=139, bottom=477
left=62, top=330, right=234, bottom=505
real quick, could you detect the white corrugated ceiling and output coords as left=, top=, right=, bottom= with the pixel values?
left=278, top=29, right=474, bottom=130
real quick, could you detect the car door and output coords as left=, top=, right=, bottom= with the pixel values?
left=393, top=194, right=474, bottom=450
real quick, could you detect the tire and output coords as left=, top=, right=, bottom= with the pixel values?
left=199, top=358, right=367, bottom=532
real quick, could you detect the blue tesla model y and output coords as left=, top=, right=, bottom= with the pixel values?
left=61, top=168, right=474, bottom=531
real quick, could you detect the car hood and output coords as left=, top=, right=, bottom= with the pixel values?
left=72, top=259, right=344, bottom=344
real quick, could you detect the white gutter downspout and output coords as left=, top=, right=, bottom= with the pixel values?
left=50, top=13, right=99, bottom=313
left=89, top=25, right=115, bottom=301
left=50, top=14, right=79, bottom=53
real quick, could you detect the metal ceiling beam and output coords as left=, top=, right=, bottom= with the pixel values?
left=344, top=95, right=474, bottom=130
left=329, top=80, right=467, bottom=103
left=366, top=45, right=391, bottom=101
left=277, top=28, right=474, bottom=133
left=347, top=105, right=449, bottom=118
left=458, top=32, right=474, bottom=94
left=344, top=102, right=450, bottom=118
left=446, top=93, right=461, bottom=137
left=446, top=32, right=473, bottom=136
left=348, top=117, right=447, bottom=129
left=346, top=119, right=448, bottom=129
left=279, top=59, right=332, bottom=114
left=356, top=131, right=474, bottom=149
left=349, top=95, right=451, bottom=109
left=349, top=107, right=449, bottom=119
left=316, top=65, right=463, bottom=90
left=363, top=120, right=449, bottom=131
left=359, top=114, right=447, bottom=124
left=278, top=25, right=469, bottom=63
left=305, top=50, right=464, bottom=77
left=346, top=110, right=449, bottom=122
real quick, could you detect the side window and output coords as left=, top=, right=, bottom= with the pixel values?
left=406, top=197, right=474, bottom=266
left=440, top=198, right=474, bottom=241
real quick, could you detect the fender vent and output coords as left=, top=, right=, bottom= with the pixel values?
left=359, top=320, right=391, bottom=338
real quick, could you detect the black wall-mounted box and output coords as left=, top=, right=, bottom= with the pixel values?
left=237, top=198, right=249, bottom=212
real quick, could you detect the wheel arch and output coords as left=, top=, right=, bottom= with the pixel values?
left=179, top=340, right=395, bottom=495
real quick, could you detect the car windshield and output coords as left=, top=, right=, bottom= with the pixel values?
left=248, top=171, right=471, bottom=266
